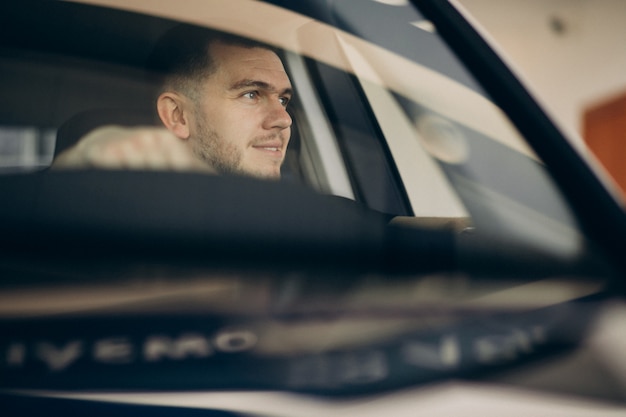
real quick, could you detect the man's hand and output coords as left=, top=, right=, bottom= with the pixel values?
left=52, top=126, right=215, bottom=173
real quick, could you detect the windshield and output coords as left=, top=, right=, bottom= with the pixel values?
left=0, top=0, right=587, bottom=254
left=0, top=0, right=622, bottom=405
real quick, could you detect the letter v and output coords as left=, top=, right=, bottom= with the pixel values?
left=36, top=341, right=83, bottom=371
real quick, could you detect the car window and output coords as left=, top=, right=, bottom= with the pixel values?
left=2, top=0, right=588, bottom=255
left=0, top=0, right=622, bottom=404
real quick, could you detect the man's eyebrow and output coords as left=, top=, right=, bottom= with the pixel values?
left=230, top=79, right=293, bottom=96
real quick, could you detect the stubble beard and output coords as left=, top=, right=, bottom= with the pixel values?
left=191, top=115, right=244, bottom=177
left=191, top=115, right=283, bottom=180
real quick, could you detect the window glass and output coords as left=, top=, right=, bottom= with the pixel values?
left=316, top=0, right=584, bottom=256
left=0, top=0, right=585, bottom=259
left=0, top=0, right=613, bottom=396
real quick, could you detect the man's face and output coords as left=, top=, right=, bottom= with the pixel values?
left=189, top=42, right=293, bottom=179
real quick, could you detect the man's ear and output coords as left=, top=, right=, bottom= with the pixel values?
left=157, top=92, right=191, bottom=140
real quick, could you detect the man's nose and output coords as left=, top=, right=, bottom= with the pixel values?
left=264, top=100, right=292, bottom=130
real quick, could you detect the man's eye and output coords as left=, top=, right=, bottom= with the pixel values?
left=243, top=91, right=258, bottom=100
left=279, top=97, right=290, bottom=107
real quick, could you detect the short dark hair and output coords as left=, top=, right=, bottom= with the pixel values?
left=146, top=24, right=278, bottom=100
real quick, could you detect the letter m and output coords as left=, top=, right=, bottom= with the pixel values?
left=144, top=333, right=213, bottom=362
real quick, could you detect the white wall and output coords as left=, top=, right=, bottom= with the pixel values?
left=456, top=0, right=626, bottom=148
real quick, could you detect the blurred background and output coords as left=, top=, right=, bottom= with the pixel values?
left=457, top=0, right=626, bottom=196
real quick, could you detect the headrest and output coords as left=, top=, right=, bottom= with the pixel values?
left=54, top=108, right=160, bottom=157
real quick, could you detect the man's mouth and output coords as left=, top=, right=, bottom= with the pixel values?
left=252, top=140, right=283, bottom=155
left=250, top=135, right=288, bottom=164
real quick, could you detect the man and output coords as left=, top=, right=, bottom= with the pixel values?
left=53, top=26, right=293, bottom=180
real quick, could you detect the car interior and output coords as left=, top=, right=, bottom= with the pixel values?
left=2, top=1, right=625, bottom=411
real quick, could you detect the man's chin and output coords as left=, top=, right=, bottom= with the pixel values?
left=209, top=160, right=281, bottom=180
left=239, top=163, right=282, bottom=181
